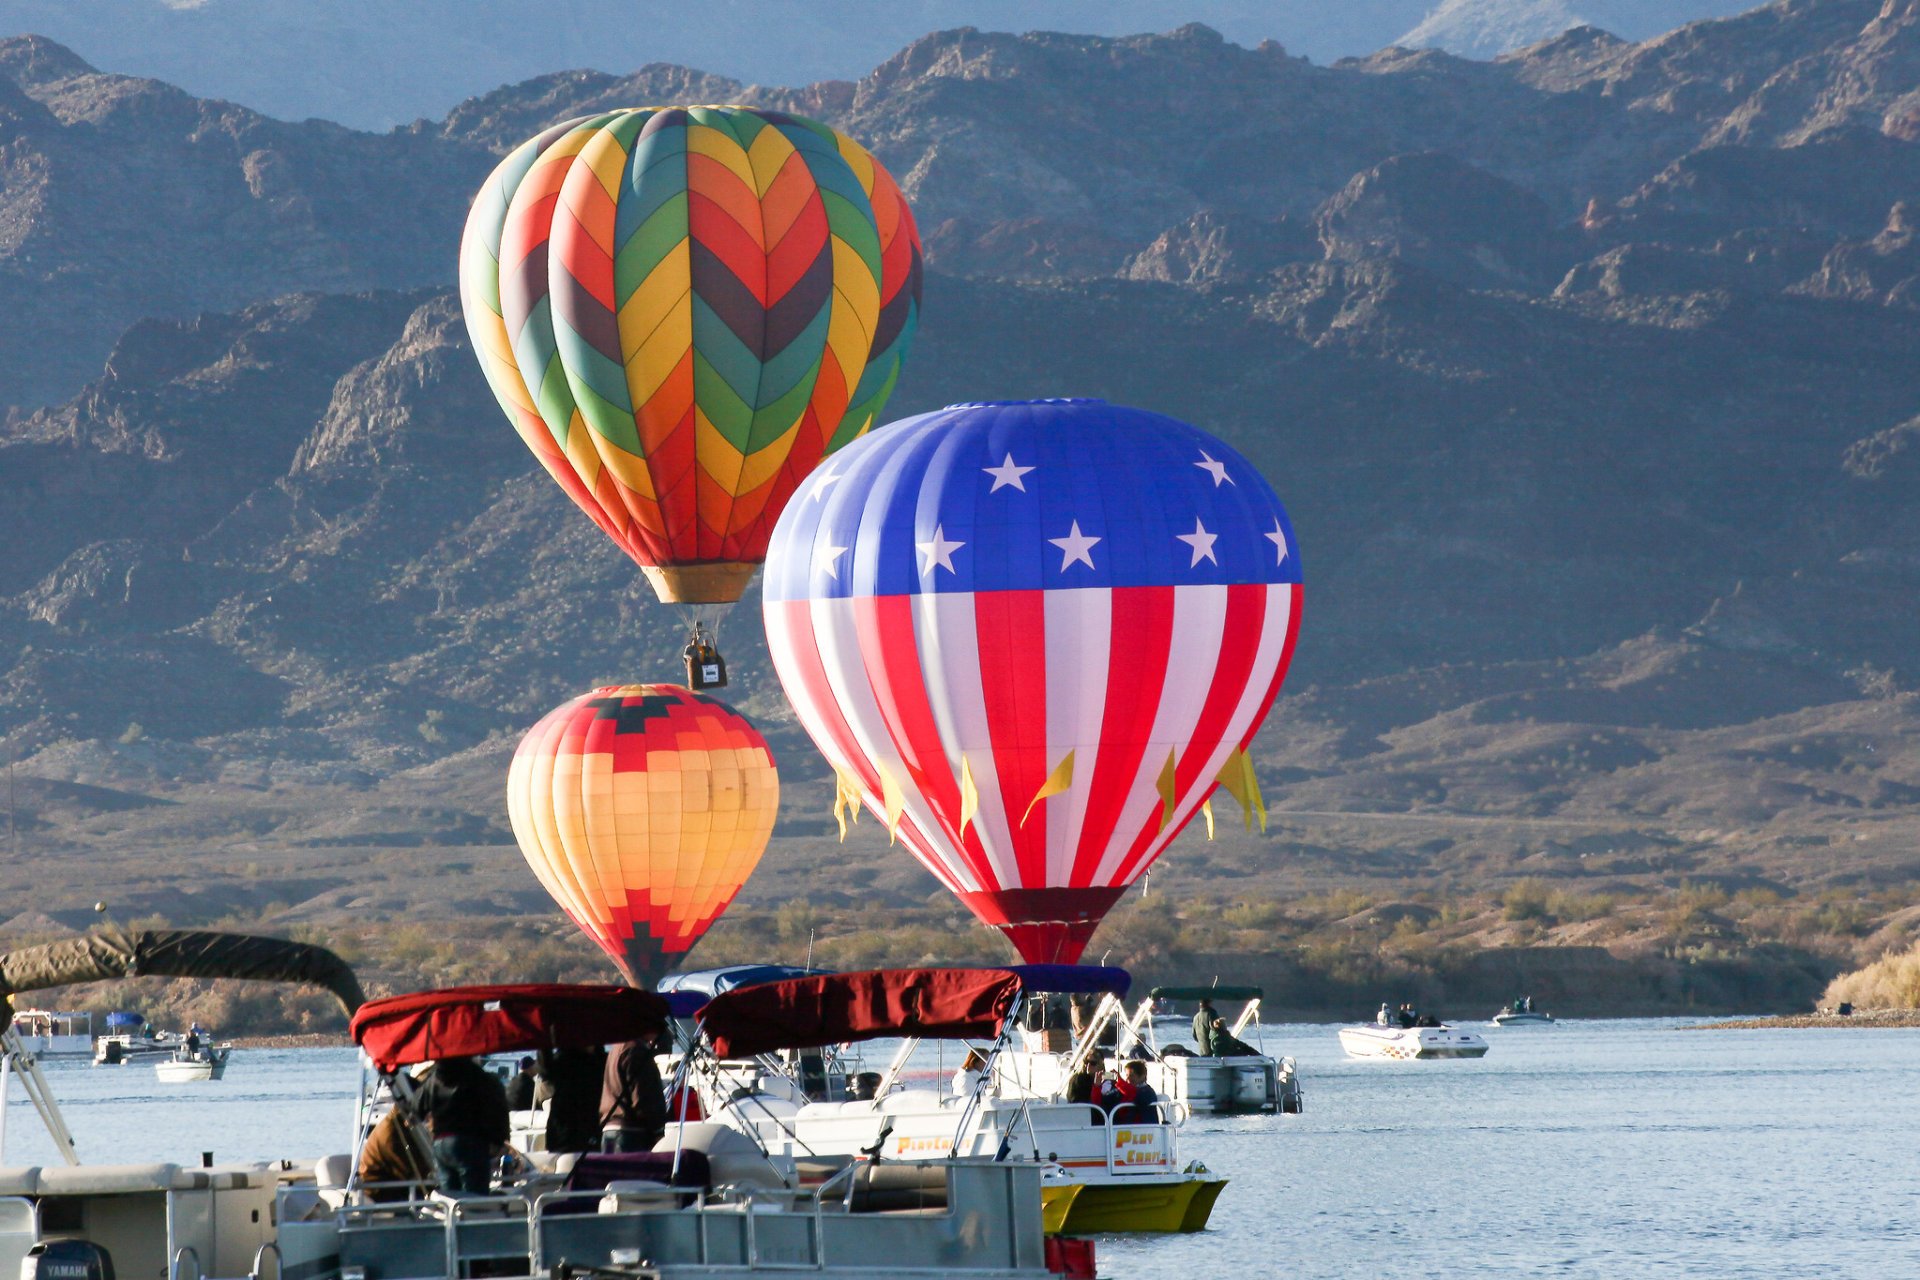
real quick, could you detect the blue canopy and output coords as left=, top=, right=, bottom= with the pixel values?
left=104, top=1011, right=145, bottom=1027
left=657, top=965, right=835, bottom=1000
left=662, top=990, right=708, bottom=1018
left=1008, top=965, right=1131, bottom=998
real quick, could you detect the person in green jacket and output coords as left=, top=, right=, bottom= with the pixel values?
left=1194, top=998, right=1257, bottom=1057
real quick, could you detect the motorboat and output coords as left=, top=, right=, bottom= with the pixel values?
left=1491, top=997, right=1556, bottom=1026
left=0, top=929, right=1063, bottom=1279
left=696, top=966, right=1228, bottom=1235
left=8, top=1010, right=91, bottom=1057
left=154, top=1041, right=230, bottom=1082
left=92, top=1016, right=178, bottom=1065
left=1340, top=1006, right=1489, bottom=1060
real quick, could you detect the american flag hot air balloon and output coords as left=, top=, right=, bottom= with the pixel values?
left=762, top=399, right=1301, bottom=963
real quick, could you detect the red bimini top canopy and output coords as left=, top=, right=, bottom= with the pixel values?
left=351, top=983, right=669, bottom=1072
left=698, top=967, right=1022, bottom=1059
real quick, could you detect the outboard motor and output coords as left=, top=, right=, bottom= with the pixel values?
left=22, top=1240, right=115, bottom=1280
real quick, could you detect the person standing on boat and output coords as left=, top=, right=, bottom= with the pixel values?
left=1193, top=999, right=1221, bottom=1055
left=600, top=1032, right=669, bottom=1153
left=505, top=1057, right=537, bottom=1111
left=951, top=1047, right=987, bottom=1098
left=540, top=1044, right=607, bottom=1153
left=416, top=1056, right=510, bottom=1194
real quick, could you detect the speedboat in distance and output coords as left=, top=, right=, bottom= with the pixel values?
left=1491, top=997, right=1556, bottom=1026
left=1339, top=1004, right=1490, bottom=1060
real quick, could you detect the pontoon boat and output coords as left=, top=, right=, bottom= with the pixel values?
left=693, top=966, right=1229, bottom=1235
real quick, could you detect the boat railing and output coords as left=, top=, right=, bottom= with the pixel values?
left=1019, top=1102, right=1187, bottom=1176
left=169, top=1244, right=202, bottom=1280
left=247, top=1242, right=281, bottom=1280
left=528, top=1176, right=837, bottom=1272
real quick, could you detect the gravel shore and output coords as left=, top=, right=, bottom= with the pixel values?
left=227, top=1032, right=353, bottom=1049
left=1684, top=1009, right=1920, bottom=1030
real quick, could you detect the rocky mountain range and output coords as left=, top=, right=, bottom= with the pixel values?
left=1, top=1, right=1918, bottom=966
left=1, top=1, right=1756, bottom=132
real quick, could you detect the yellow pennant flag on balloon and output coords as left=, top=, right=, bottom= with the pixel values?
left=1155, top=748, right=1179, bottom=832
left=833, top=767, right=863, bottom=842
left=959, top=755, right=980, bottom=841
left=1021, top=750, right=1076, bottom=827
left=1213, top=748, right=1268, bottom=833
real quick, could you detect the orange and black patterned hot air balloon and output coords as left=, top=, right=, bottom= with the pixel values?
left=507, top=685, right=779, bottom=985
left=460, top=106, right=923, bottom=607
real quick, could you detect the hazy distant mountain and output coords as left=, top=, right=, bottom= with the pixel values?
left=1397, top=0, right=1762, bottom=57
left=0, top=0, right=1754, bottom=130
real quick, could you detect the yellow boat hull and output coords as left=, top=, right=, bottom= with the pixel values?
left=1041, top=1176, right=1229, bottom=1234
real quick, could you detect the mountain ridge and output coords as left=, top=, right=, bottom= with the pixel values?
left=0, top=3, right=1916, bottom=985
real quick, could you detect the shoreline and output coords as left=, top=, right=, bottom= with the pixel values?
left=1681, top=1009, right=1920, bottom=1030
left=226, top=1032, right=353, bottom=1049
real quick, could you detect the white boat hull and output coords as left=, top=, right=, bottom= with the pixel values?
left=1124, top=1054, right=1302, bottom=1115
left=1339, top=1025, right=1489, bottom=1060
left=1491, top=1011, right=1555, bottom=1026
left=156, top=1049, right=230, bottom=1082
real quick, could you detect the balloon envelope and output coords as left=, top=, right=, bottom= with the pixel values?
left=460, top=107, right=923, bottom=604
left=762, top=399, right=1301, bottom=963
left=507, top=685, right=779, bottom=985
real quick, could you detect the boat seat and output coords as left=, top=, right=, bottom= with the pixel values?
left=845, top=1163, right=949, bottom=1213
left=880, top=1090, right=942, bottom=1114
left=565, top=1151, right=710, bottom=1195
left=34, top=1163, right=180, bottom=1194
left=315, top=1153, right=353, bottom=1210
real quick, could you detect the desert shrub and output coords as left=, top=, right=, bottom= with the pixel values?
left=1822, top=940, right=1920, bottom=1009
left=1547, top=890, right=1616, bottom=923
left=1810, top=896, right=1874, bottom=938
left=1502, top=879, right=1553, bottom=922
left=1222, top=900, right=1287, bottom=931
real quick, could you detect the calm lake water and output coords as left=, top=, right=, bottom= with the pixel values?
left=5, top=1019, right=1916, bottom=1278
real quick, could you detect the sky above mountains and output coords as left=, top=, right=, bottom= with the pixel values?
left=2, top=0, right=1763, bottom=130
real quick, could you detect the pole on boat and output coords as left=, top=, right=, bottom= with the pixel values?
left=1, top=1026, right=81, bottom=1165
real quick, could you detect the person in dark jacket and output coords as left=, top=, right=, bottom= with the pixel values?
left=539, top=1044, right=607, bottom=1154
left=415, top=1057, right=509, bottom=1194
left=600, top=1033, right=669, bottom=1153
left=505, top=1057, right=538, bottom=1112
left=1194, top=997, right=1257, bottom=1057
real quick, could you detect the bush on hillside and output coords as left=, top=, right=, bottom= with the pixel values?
left=1822, top=940, right=1920, bottom=1010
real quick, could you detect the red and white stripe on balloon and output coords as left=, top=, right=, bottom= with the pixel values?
left=762, top=400, right=1302, bottom=963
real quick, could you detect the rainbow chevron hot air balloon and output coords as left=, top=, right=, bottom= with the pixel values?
left=460, top=107, right=923, bottom=604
